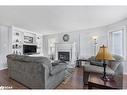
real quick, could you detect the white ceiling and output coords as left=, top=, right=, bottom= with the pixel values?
left=0, top=6, right=127, bottom=34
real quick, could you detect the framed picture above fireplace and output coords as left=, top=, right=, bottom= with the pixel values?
left=24, top=36, right=33, bottom=43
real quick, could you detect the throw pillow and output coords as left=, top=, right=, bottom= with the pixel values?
left=51, top=60, right=61, bottom=66
left=113, top=55, right=124, bottom=62
left=90, top=61, right=103, bottom=67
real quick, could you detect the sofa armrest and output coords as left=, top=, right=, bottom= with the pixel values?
left=50, top=64, right=66, bottom=76
left=41, top=64, right=50, bottom=79
left=115, top=62, right=123, bottom=75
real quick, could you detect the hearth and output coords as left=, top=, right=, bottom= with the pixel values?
left=58, top=52, right=70, bottom=61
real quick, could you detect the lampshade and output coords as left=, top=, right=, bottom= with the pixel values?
left=96, top=45, right=115, bottom=61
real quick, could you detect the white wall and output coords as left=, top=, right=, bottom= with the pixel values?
left=0, top=25, right=9, bottom=70
left=79, top=26, right=107, bottom=58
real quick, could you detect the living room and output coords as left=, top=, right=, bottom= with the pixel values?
left=0, top=6, right=127, bottom=89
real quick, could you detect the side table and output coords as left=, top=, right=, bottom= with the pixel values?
left=76, top=59, right=89, bottom=67
left=88, top=73, right=122, bottom=89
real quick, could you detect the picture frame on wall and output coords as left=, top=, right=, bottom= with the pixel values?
left=24, top=36, right=33, bottom=43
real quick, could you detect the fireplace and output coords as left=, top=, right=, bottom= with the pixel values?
left=58, top=52, right=70, bottom=61
left=55, top=43, right=77, bottom=68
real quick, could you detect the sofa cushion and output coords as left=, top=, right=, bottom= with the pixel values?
left=113, top=55, right=124, bottom=62
left=84, top=65, right=115, bottom=75
left=90, top=61, right=103, bottom=67
left=88, top=56, right=96, bottom=61
left=51, top=60, right=61, bottom=66
left=50, top=64, right=66, bottom=76
left=52, top=62, right=58, bottom=66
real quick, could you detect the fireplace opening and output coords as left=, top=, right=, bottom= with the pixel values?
left=58, top=52, right=70, bottom=61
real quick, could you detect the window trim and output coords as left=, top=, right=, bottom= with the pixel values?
left=108, top=27, right=126, bottom=60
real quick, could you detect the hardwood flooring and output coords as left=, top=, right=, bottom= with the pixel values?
left=0, top=67, right=127, bottom=89
left=57, top=67, right=84, bottom=89
left=0, top=69, right=26, bottom=89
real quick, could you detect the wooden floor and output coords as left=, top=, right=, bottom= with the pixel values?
left=57, top=67, right=85, bottom=89
left=0, top=67, right=127, bottom=89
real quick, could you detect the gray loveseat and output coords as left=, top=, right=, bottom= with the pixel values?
left=83, top=55, right=123, bottom=87
left=7, top=54, right=66, bottom=89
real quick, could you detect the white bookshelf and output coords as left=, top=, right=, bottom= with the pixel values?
left=10, top=26, right=43, bottom=55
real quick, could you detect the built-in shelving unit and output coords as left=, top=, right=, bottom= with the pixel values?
left=10, top=26, right=43, bottom=55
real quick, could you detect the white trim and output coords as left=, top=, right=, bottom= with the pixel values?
left=0, top=66, right=8, bottom=71
left=107, top=26, right=126, bottom=60
left=123, top=26, right=127, bottom=60
left=124, top=73, right=127, bottom=75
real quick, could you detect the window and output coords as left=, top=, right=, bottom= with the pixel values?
left=48, top=38, right=56, bottom=55
left=110, top=30, right=124, bottom=56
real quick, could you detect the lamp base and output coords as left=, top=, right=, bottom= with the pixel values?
left=101, top=76, right=110, bottom=81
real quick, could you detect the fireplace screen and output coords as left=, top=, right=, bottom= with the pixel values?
left=58, top=52, right=70, bottom=61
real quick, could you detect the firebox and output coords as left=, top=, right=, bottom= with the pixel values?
left=58, top=52, right=70, bottom=61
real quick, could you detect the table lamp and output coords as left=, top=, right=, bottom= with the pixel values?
left=96, top=45, right=115, bottom=81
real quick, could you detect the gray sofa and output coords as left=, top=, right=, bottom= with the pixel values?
left=83, top=55, right=123, bottom=87
left=7, top=54, right=66, bottom=89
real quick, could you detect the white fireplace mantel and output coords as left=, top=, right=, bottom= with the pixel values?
left=55, top=42, right=77, bottom=68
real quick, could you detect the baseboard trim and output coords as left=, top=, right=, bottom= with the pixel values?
left=0, top=67, right=8, bottom=70
left=124, top=73, right=127, bottom=75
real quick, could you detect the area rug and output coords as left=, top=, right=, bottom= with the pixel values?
left=62, top=68, right=75, bottom=84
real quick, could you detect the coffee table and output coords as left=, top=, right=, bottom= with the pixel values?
left=88, top=73, right=122, bottom=89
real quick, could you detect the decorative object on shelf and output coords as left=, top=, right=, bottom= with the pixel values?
left=13, top=50, right=21, bottom=55
left=12, top=44, right=15, bottom=49
left=15, top=44, right=18, bottom=49
left=37, top=37, right=40, bottom=39
left=96, top=45, right=115, bottom=81
left=15, top=32, right=19, bottom=36
left=24, top=36, right=33, bottom=43
left=12, top=44, right=21, bottom=49
left=63, top=34, right=70, bottom=42
left=92, top=36, right=98, bottom=56
left=12, top=44, right=17, bottom=49
left=16, top=39, right=19, bottom=42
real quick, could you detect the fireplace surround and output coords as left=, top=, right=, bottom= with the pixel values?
left=55, top=43, right=77, bottom=68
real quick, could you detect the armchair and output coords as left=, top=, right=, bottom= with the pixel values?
left=83, top=55, right=123, bottom=85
